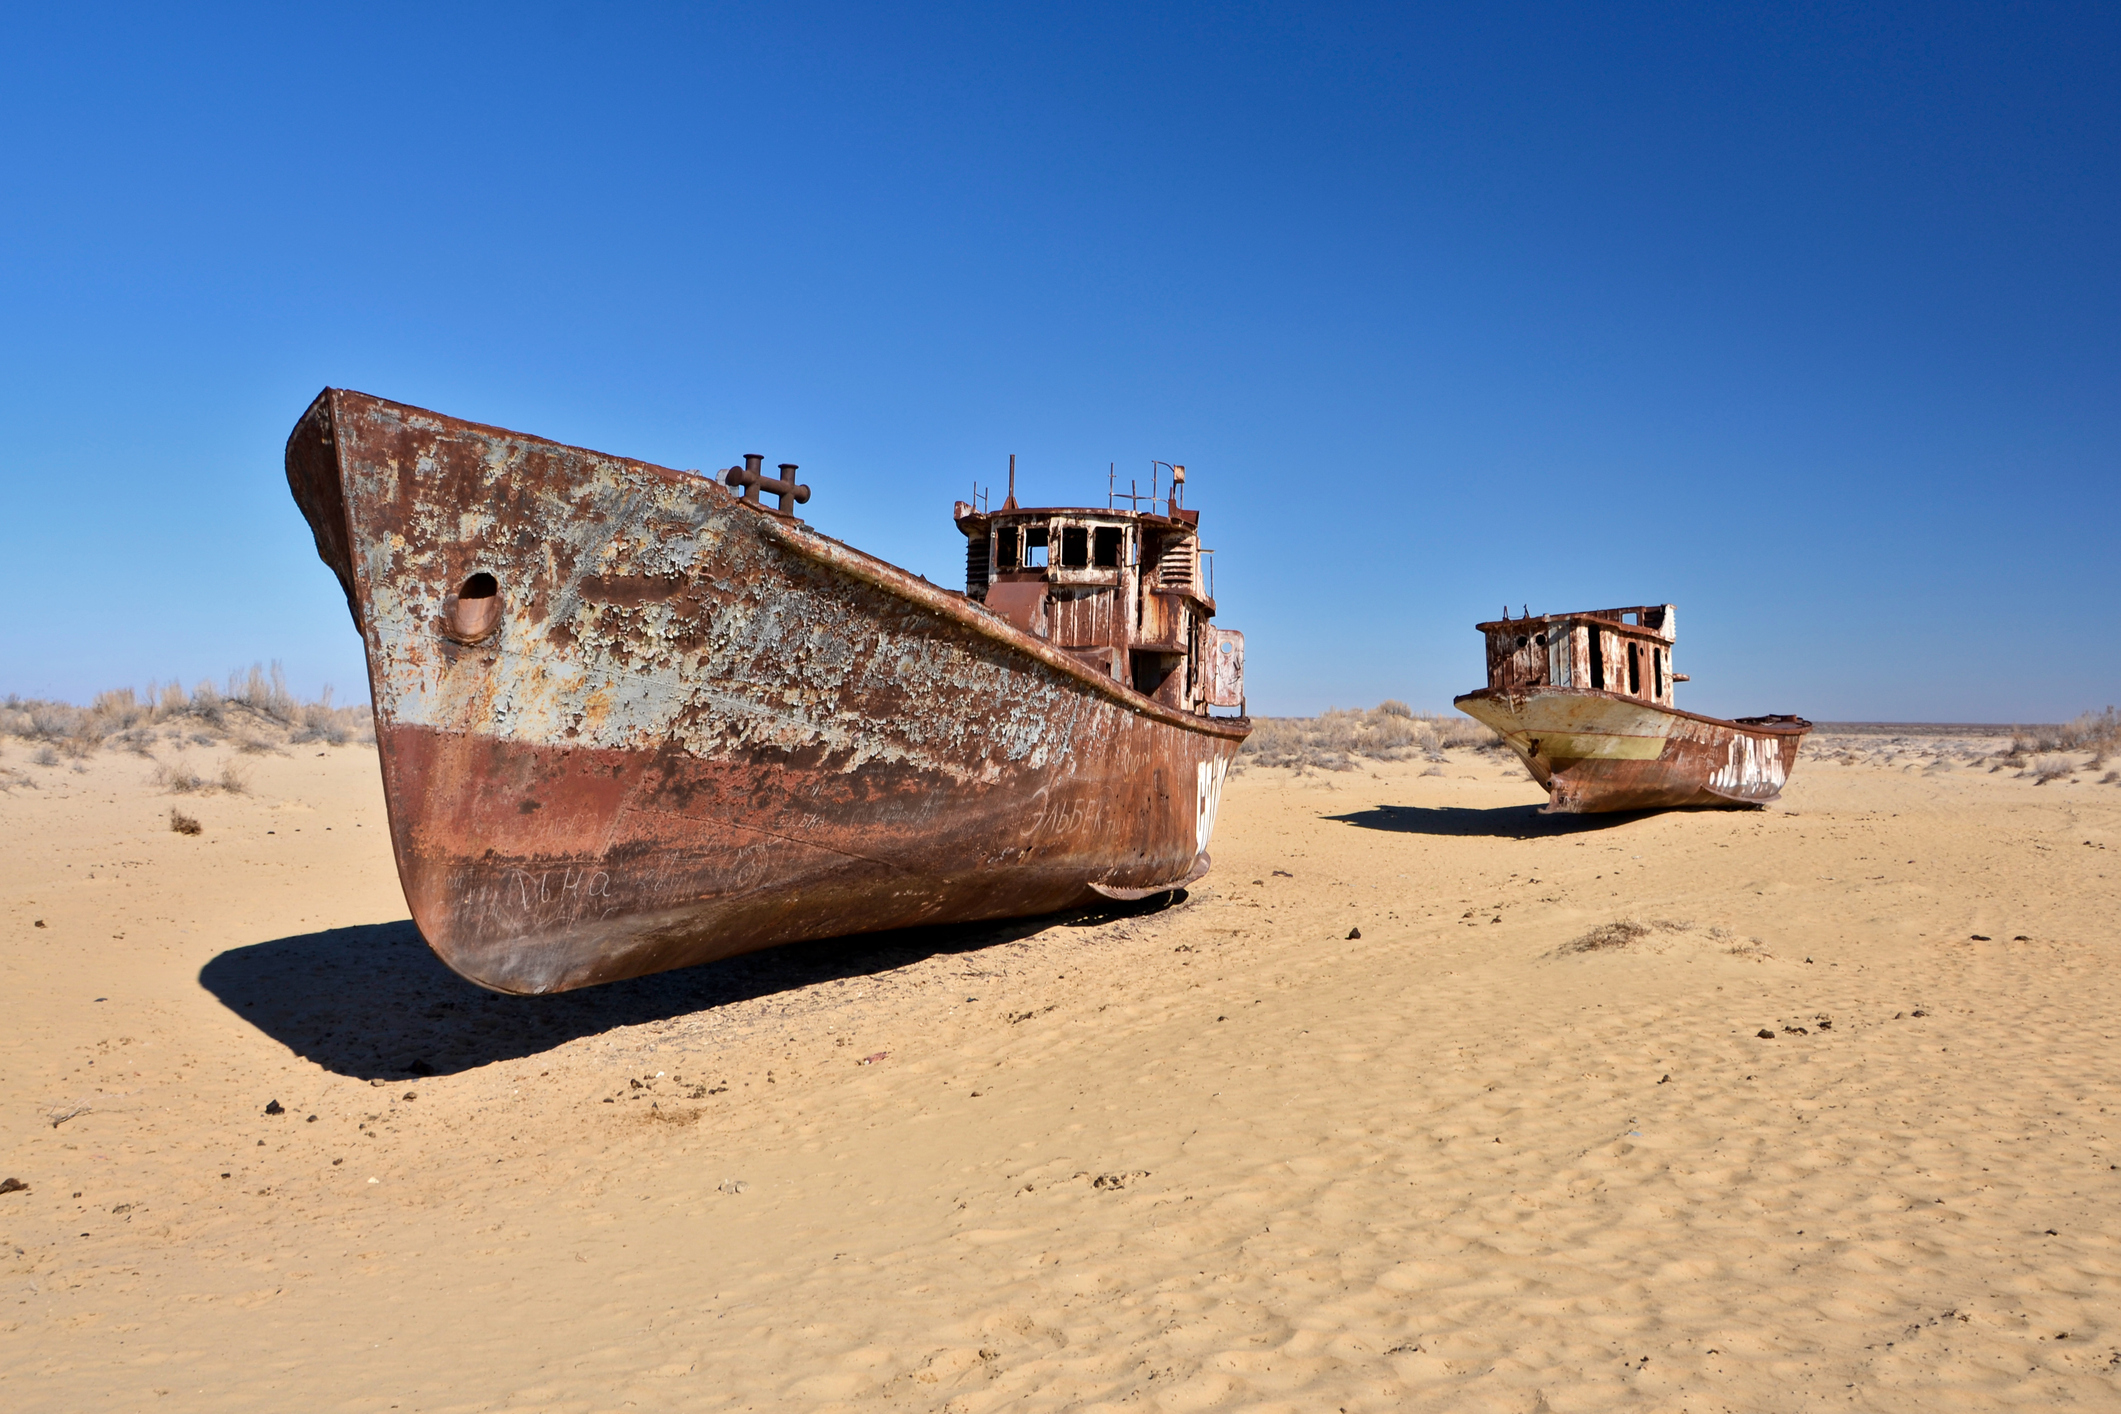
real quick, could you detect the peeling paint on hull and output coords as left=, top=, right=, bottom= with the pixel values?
left=286, top=389, right=1249, bottom=993
left=1454, top=688, right=1810, bottom=813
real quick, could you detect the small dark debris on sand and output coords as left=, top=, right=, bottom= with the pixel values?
left=1564, top=920, right=1679, bottom=953
left=263, top=1099, right=284, bottom=1115
left=1756, top=1029, right=1776, bottom=1039
left=0, top=1177, right=28, bottom=1195
left=1346, top=927, right=1361, bottom=939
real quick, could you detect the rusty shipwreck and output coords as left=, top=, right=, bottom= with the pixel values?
left=286, top=389, right=1249, bottom=994
left=1454, top=605, right=1809, bottom=812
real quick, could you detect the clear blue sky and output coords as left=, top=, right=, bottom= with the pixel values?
left=3, top=3, right=2115, bottom=721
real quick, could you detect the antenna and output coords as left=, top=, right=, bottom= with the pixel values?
left=1108, top=462, right=1114, bottom=510
left=1002, top=454, right=1018, bottom=511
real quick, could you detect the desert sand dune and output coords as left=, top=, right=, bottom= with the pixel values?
left=2, top=732, right=2119, bottom=1411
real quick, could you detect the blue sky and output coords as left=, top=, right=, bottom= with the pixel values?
left=3, top=3, right=2115, bottom=720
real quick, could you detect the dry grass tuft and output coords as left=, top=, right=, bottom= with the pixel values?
left=217, top=761, right=251, bottom=795
left=31, top=745, right=60, bottom=767
left=1240, top=704, right=1498, bottom=774
left=169, top=807, right=202, bottom=835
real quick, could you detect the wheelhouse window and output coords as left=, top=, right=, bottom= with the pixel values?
left=1093, top=526, right=1122, bottom=568
left=1060, top=525, right=1089, bottom=569
left=1024, top=525, right=1048, bottom=568
left=996, top=526, right=1021, bottom=570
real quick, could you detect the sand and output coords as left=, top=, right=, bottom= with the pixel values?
left=3, top=732, right=2119, bottom=1411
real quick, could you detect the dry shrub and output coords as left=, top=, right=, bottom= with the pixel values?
left=291, top=698, right=352, bottom=746
left=169, top=807, right=202, bottom=835
left=2025, top=753, right=2076, bottom=784
left=153, top=760, right=205, bottom=793
left=1241, top=703, right=1498, bottom=773
left=217, top=761, right=251, bottom=795
left=31, top=745, right=60, bottom=768
left=25, top=703, right=83, bottom=741
left=2044, top=707, right=2119, bottom=754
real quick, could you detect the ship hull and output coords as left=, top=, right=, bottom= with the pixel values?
left=287, top=389, right=1246, bottom=994
left=1454, top=687, right=1808, bottom=813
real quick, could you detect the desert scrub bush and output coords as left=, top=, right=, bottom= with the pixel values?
left=2063, top=706, right=2119, bottom=755
left=1239, top=704, right=1498, bottom=773
left=153, top=760, right=206, bottom=793
left=2024, top=753, right=2077, bottom=784
left=169, top=807, right=202, bottom=835
left=291, top=699, right=351, bottom=746
left=2006, top=708, right=2120, bottom=761
left=109, top=726, right=160, bottom=756
left=217, top=761, right=251, bottom=795
left=31, top=745, right=60, bottom=767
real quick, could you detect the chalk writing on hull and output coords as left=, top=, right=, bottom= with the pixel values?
left=1196, top=757, right=1229, bottom=855
left=1709, top=734, right=1787, bottom=796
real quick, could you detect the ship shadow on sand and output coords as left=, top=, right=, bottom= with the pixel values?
left=1323, top=802, right=1664, bottom=839
left=199, top=895, right=1184, bottom=1082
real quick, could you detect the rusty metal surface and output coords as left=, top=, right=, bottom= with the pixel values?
left=1454, top=605, right=1809, bottom=813
left=286, top=389, right=1249, bottom=994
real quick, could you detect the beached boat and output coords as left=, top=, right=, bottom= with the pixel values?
left=285, top=390, right=1248, bottom=993
left=1453, top=605, right=1809, bottom=813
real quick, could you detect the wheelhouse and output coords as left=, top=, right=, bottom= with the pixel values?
left=1478, top=604, right=1684, bottom=707
left=954, top=471, right=1242, bottom=717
